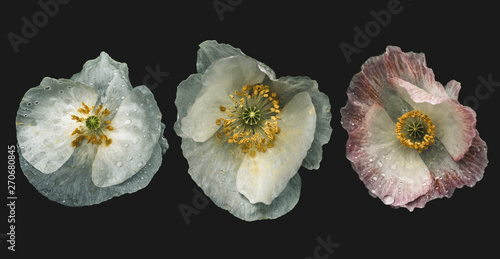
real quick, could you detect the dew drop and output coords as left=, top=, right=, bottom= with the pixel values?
left=133, top=137, right=140, bottom=144
left=121, top=96, right=125, bottom=100
left=124, top=119, right=132, bottom=125
left=59, top=90, right=64, bottom=94
left=382, top=195, right=395, bottom=205
left=377, top=160, right=383, bottom=168
left=125, top=144, right=129, bottom=147
left=138, top=162, right=143, bottom=168
left=128, top=156, right=133, bottom=161
left=117, top=162, right=123, bottom=167
left=372, top=176, right=378, bottom=181
left=34, top=101, right=39, bottom=105
left=390, top=164, right=397, bottom=170
left=27, top=102, right=32, bottom=106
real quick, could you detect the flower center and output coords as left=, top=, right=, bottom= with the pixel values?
left=216, top=84, right=281, bottom=157
left=70, top=102, right=114, bottom=147
left=242, top=107, right=260, bottom=125
left=85, top=115, right=100, bottom=130
left=395, top=110, right=435, bottom=153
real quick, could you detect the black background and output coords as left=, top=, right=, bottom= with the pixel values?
left=3, top=0, right=499, bottom=257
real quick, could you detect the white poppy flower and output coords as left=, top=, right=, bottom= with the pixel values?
left=174, top=40, right=332, bottom=221
left=16, top=52, right=168, bottom=206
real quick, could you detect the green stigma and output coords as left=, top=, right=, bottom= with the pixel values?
left=242, top=107, right=261, bottom=125
left=407, top=122, right=425, bottom=140
left=85, top=115, right=101, bottom=130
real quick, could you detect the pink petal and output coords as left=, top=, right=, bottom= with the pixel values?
left=384, top=46, right=450, bottom=99
left=341, top=46, right=453, bottom=134
left=406, top=130, right=488, bottom=210
left=346, top=103, right=432, bottom=207
left=390, top=77, right=446, bottom=105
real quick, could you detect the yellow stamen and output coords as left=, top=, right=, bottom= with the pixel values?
left=395, top=110, right=435, bottom=153
left=70, top=102, right=115, bottom=148
left=215, top=84, right=282, bottom=155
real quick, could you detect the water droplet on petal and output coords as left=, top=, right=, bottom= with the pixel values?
left=117, top=162, right=123, bottom=167
left=377, top=160, right=383, bottom=168
left=124, top=119, right=131, bottom=125
left=390, top=164, right=397, bottom=170
left=382, top=195, right=395, bottom=205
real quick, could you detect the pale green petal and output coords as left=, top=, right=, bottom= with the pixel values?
left=236, top=92, right=316, bottom=204
left=174, top=74, right=203, bottom=138
left=181, top=55, right=267, bottom=142
left=181, top=134, right=302, bottom=221
left=92, top=86, right=162, bottom=187
left=70, top=52, right=132, bottom=118
left=197, top=40, right=276, bottom=79
left=19, top=141, right=164, bottom=206
left=196, top=40, right=245, bottom=74
left=16, top=78, right=97, bottom=174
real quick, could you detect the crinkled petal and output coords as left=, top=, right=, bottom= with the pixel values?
left=407, top=130, right=488, bottom=210
left=270, top=76, right=332, bottom=170
left=19, top=140, right=164, bottom=206
left=384, top=46, right=449, bottom=99
left=444, top=80, right=461, bottom=100
left=390, top=78, right=477, bottom=161
left=181, top=55, right=267, bottom=142
left=341, top=46, right=451, bottom=133
left=174, top=74, right=203, bottom=138
left=16, top=78, right=97, bottom=174
left=91, top=86, right=162, bottom=187
left=196, top=40, right=276, bottom=79
left=236, top=92, right=316, bottom=205
left=70, top=52, right=132, bottom=118
left=180, top=134, right=301, bottom=221
left=347, top=103, right=432, bottom=207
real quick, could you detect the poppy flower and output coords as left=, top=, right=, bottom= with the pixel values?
left=341, top=46, right=488, bottom=210
left=16, top=52, right=168, bottom=206
left=175, top=40, right=332, bottom=220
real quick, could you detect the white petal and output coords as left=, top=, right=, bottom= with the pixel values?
left=70, top=52, right=132, bottom=115
left=347, top=103, right=432, bottom=207
left=271, top=76, right=332, bottom=170
left=181, top=55, right=267, bottom=142
left=236, top=92, right=316, bottom=204
left=16, top=78, right=97, bottom=174
left=391, top=78, right=477, bottom=161
left=91, top=86, right=162, bottom=187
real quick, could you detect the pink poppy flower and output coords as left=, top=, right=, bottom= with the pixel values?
left=341, top=46, right=488, bottom=210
